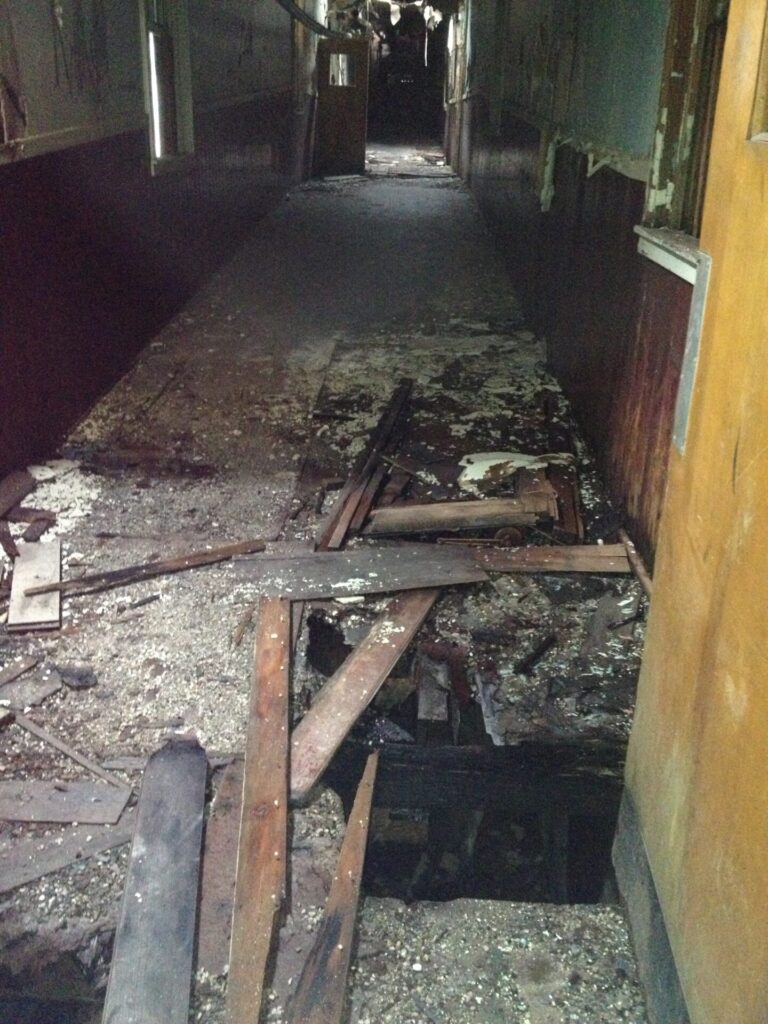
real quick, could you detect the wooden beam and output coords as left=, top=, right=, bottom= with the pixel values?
left=227, top=598, right=290, bottom=1024
left=234, top=542, right=487, bottom=599
left=362, top=497, right=551, bottom=536
left=287, top=751, right=379, bottom=1024
left=290, top=588, right=438, bottom=802
left=473, top=543, right=631, bottom=574
left=102, top=738, right=207, bottom=1024
left=619, top=529, right=653, bottom=598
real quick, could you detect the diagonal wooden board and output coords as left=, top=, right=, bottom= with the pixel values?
left=227, top=598, right=291, bottom=1024
left=0, top=812, right=136, bottom=894
left=234, top=542, right=487, bottom=599
left=0, top=780, right=130, bottom=824
left=8, top=539, right=61, bottom=631
left=101, top=738, right=208, bottom=1024
left=290, top=588, right=438, bottom=802
left=287, top=751, right=379, bottom=1024
left=362, top=496, right=552, bottom=536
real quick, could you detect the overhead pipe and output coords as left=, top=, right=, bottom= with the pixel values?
left=272, top=0, right=346, bottom=37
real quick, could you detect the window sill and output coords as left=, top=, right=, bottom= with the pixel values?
left=634, top=226, right=702, bottom=285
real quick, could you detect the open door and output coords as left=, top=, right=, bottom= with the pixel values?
left=314, top=36, right=370, bottom=176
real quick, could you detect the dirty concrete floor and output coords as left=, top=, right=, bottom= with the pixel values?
left=1, top=147, right=646, bottom=1022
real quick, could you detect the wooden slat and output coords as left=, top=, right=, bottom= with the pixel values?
left=362, top=496, right=551, bottom=536
left=316, top=379, right=412, bottom=550
left=8, top=540, right=61, bottom=631
left=102, top=738, right=207, bottom=1024
left=25, top=538, right=266, bottom=597
left=348, top=462, right=388, bottom=534
left=287, top=751, right=379, bottom=1024
left=13, top=712, right=128, bottom=790
left=0, top=779, right=130, bottom=824
left=0, top=656, right=40, bottom=687
left=227, top=598, right=290, bottom=1023
left=473, top=543, right=631, bottom=574
left=0, top=812, right=136, bottom=895
left=234, top=542, right=487, bottom=599
left=291, top=589, right=438, bottom=802
left=619, top=529, right=653, bottom=597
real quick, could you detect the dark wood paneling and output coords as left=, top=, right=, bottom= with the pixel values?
left=0, top=92, right=295, bottom=479
left=468, top=116, right=693, bottom=562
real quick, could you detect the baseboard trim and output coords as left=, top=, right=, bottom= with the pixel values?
left=613, top=790, right=691, bottom=1024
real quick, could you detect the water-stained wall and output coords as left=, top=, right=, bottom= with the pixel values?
left=0, top=0, right=306, bottom=477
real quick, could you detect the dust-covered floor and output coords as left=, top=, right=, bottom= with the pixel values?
left=0, top=152, right=647, bottom=1023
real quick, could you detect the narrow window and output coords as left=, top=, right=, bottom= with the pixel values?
left=141, top=0, right=194, bottom=171
left=330, top=53, right=356, bottom=87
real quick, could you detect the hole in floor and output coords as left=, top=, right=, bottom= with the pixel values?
left=0, top=951, right=103, bottom=1024
left=327, top=740, right=623, bottom=906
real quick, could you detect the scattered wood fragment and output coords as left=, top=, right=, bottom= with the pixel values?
left=362, top=496, right=551, bottom=536
left=291, top=588, right=439, bottom=802
left=102, top=738, right=207, bottom=1024
left=24, top=538, right=266, bottom=598
left=472, top=543, right=631, bottom=574
left=231, top=603, right=256, bottom=647
left=618, top=529, right=653, bottom=598
left=8, top=540, right=61, bottom=631
left=197, top=760, right=244, bottom=977
left=316, top=379, right=413, bottom=550
left=0, top=779, right=130, bottom=824
left=0, top=469, right=36, bottom=518
left=0, top=810, right=136, bottom=894
left=227, top=598, right=290, bottom=1024
left=0, top=656, right=40, bottom=688
left=235, top=542, right=487, bottom=599
left=13, top=712, right=129, bottom=791
left=287, top=751, right=379, bottom=1024
left=1, top=671, right=61, bottom=708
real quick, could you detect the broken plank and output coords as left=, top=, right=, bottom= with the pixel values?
left=0, top=779, right=130, bottom=824
left=473, top=544, right=631, bottom=574
left=0, top=469, right=36, bottom=518
left=13, top=712, right=129, bottom=790
left=287, top=751, right=379, bottom=1024
left=619, top=529, right=653, bottom=598
left=362, top=497, right=551, bottom=536
left=348, top=461, right=388, bottom=535
left=316, top=379, right=412, bottom=550
left=0, top=519, right=18, bottom=560
left=25, top=537, right=266, bottom=597
left=8, top=540, right=61, bottom=631
left=227, top=598, right=290, bottom=1024
left=102, top=738, right=207, bottom=1024
left=291, top=588, right=438, bottom=802
left=234, top=542, right=487, bottom=599
left=197, top=761, right=244, bottom=977
left=0, top=811, right=136, bottom=894
left=0, top=656, right=40, bottom=688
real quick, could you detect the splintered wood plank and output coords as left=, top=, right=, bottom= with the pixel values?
left=102, top=738, right=207, bottom=1024
left=0, top=779, right=130, bottom=824
left=316, top=379, right=412, bottom=550
left=287, top=751, right=379, bottom=1024
left=473, top=544, right=631, bottom=574
left=234, top=542, right=487, bottom=599
left=291, top=589, right=438, bottom=802
left=618, top=529, right=653, bottom=597
left=227, top=598, right=290, bottom=1024
left=362, top=497, right=551, bottom=536
left=8, top=540, right=61, bottom=631
left=0, top=812, right=136, bottom=895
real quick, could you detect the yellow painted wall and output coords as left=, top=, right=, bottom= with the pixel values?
left=626, top=1, right=768, bottom=1020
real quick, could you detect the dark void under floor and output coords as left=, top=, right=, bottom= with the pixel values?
left=0, top=154, right=646, bottom=1023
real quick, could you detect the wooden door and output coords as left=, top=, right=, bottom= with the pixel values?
left=314, top=37, right=370, bottom=176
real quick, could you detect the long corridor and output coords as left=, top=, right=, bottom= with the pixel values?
left=1, top=154, right=648, bottom=1024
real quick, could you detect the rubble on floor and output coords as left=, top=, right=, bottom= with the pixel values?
left=0, top=161, right=650, bottom=1023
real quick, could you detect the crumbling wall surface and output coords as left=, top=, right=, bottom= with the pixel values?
left=466, top=0, right=689, bottom=559
left=626, top=0, right=768, bottom=1019
left=0, top=0, right=300, bottom=478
